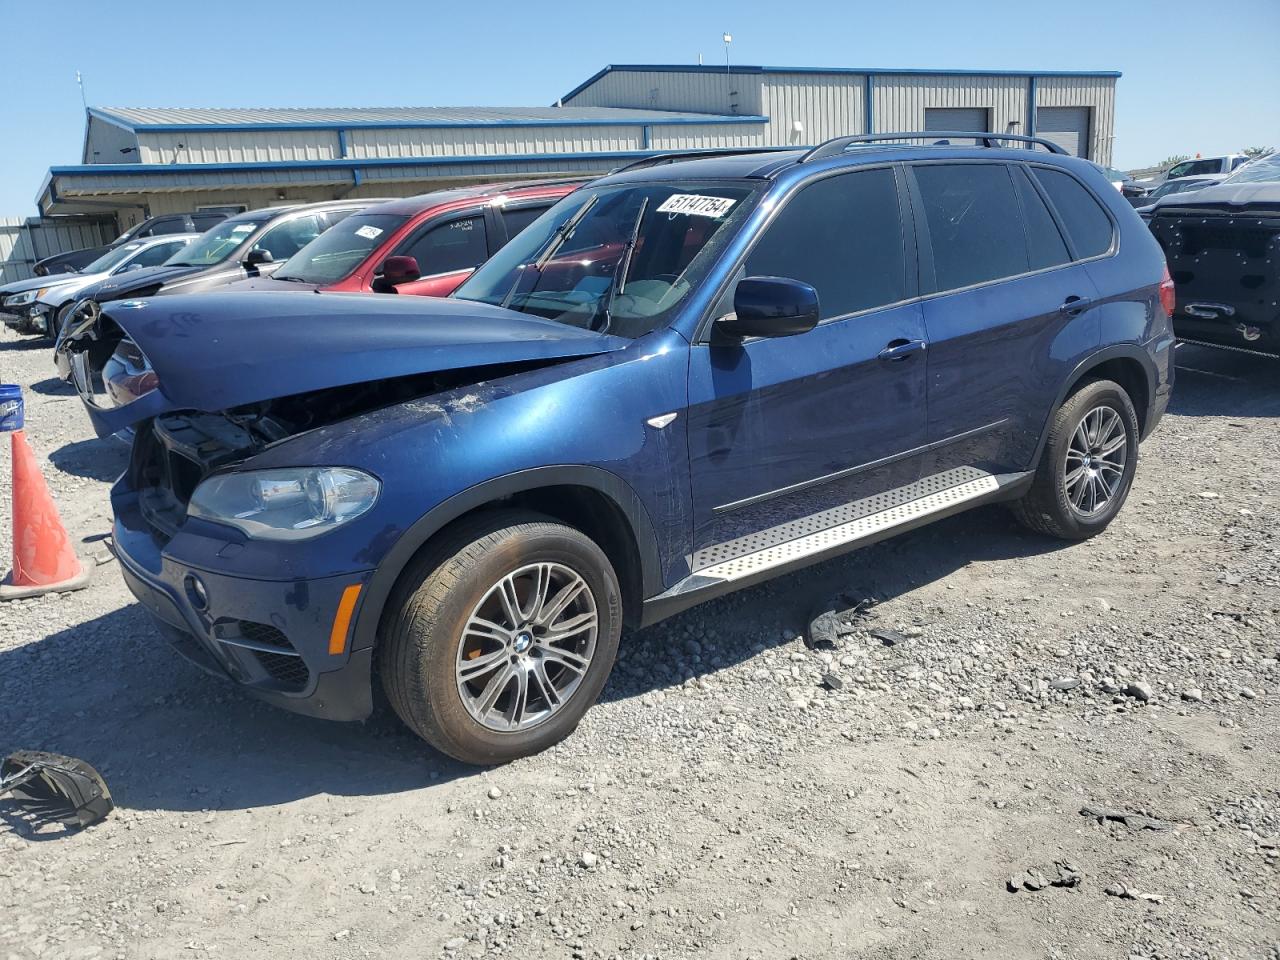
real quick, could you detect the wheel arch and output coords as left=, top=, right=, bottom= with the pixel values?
left=1032, top=344, right=1156, bottom=465
left=351, top=466, right=666, bottom=650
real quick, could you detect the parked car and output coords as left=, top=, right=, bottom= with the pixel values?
left=62, top=134, right=1173, bottom=764
left=1159, top=154, right=1252, bottom=184
left=1091, top=163, right=1147, bottom=201
left=1129, top=173, right=1230, bottom=209
left=72, top=201, right=380, bottom=307
left=32, top=211, right=231, bottom=276
left=228, top=181, right=586, bottom=298
left=1, top=234, right=198, bottom=337
left=1145, top=151, right=1280, bottom=353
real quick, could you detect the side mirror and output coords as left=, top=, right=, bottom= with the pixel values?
left=716, top=276, right=820, bottom=340
left=372, top=255, right=420, bottom=293
left=244, top=248, right=274, bottom=269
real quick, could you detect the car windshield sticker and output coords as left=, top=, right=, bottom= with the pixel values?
left=354, top=225, right=384, bottom=240
left=656, top=194, right=737, bottom=218
left=231, top=224, right=256, bottom=234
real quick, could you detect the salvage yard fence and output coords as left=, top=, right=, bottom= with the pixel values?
left=0, top=215, right=117, bottom=284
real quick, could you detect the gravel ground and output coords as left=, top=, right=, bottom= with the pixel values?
left=1, top=325, right=1277, bottom=960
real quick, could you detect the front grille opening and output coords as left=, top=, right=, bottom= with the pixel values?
left=237, top=620, right=290, bottom=648
left=167, top=451, right=203, bottom=505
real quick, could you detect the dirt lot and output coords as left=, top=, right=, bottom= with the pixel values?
left=1, top=325, right=1277, bottom=960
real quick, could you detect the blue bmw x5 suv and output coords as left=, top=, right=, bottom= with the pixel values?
left=65, top=133, right=1174, bottom=764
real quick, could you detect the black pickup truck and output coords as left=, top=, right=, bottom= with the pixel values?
left=1146, top=153, right=1280, bottom=354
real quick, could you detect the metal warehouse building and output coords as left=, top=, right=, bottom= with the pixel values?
left=36, top=63, right=1118, bottom=232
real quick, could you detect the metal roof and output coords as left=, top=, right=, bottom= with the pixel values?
left=560, top=63, right=1123, bottom=103
left=90, top=105, right=767, bottom=132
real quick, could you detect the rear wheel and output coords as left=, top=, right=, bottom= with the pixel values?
left=1011, top=379, right=1140, bottom=540
left=379, top=511, right=622, bottom=765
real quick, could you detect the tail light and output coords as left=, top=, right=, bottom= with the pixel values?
left=1158, top=263, right=1176, bottom=317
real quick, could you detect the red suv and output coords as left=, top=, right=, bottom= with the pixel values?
left=230, top=180, right=585, bottom=297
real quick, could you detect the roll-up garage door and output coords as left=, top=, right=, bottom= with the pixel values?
left=1036, top=107, right=1090, bottom=158
left=924, top=107, right=990, bottom=134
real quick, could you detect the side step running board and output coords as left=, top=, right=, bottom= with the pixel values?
left=640, top=468, right=1030, bottom=627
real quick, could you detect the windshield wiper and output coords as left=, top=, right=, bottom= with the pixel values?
left=499, top=195, right=600, bottom=310
left=272, top=274, right=311, bottom=283
left=598, top=197, right=649, bottom=334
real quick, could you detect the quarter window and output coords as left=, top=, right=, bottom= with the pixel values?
left=399, top=216, right=488, bottom=275
left=745, top=168, right=907, bottom=320
left=1032, top=168, right=1114, bottom=259
left=914, top=163, right=1029, bottom=291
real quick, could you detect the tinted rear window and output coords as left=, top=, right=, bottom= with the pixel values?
left=1012, top=168, right=1070, bottom=270
left=1032, top=168, right=1114, bottom=259
left=914, top=164, right=1029, bottom=291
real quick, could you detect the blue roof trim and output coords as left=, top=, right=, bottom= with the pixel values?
left=44, top=146, right=761, bottom=180
left=89, top=106, right=767, bottom=133
left=560, top=63, right=1122, bottom=102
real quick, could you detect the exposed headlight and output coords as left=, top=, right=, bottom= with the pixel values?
left=188, top=467, right=380, bottom=541
left=3, top=288, right=45, bottom=307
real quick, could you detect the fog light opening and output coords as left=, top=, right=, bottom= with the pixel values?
left=185, top=574, right=209, bottom=611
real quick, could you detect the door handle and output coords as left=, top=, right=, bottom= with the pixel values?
left=878, top=338, right=927, bottom=362
left=1059, top=295, right=1095, bottom=315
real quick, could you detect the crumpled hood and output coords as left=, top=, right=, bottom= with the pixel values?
left=73, top=291, right=628, bottom=435
left=1, top=271, right=81, bottom=299
left=1148, top=178, right=1280, bottom=212
left=89, top=263, right=205, bottom=301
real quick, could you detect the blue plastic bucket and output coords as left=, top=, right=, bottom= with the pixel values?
left=0, top=384, right=23, bottom=432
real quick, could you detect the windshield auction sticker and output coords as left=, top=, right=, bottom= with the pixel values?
left=656, top=194, right=737, bottom=218
left=354, top=225, right=384, bottom=240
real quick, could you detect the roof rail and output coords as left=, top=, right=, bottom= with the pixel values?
left=609, top=147, right=796, bottom=175
left=801, top=131, right=1069, bottom=162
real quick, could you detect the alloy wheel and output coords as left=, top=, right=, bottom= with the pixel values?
left=1064, top=404, right=1129, bottom=517
left=455, top=562, right=599, bottom=732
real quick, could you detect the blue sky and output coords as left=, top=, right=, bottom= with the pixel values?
left=1, top=0, right=1277, bottom=216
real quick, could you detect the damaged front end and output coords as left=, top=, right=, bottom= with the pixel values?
left=1149, top=195, right=1280, bottom=353
left=62, top=293, right=629, bottom=718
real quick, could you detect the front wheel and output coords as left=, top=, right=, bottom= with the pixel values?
left=1011, top=379, right=1140, bottom=540
left=379, top=512, right=622, bottom=765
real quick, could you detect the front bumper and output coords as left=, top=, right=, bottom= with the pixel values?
left=111, top=485, right=375, bottom=721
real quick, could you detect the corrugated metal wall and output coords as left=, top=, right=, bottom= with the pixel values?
left=84, top=117, right=140, bottom=164
left=1036, top=76, right=1116, bottom=165
left=648, top=123, right=763, bottom=150
left=347, top=124, right=644, bottom=159
left=138, top=130, right=342, bottom=164
left=761, top=73, right=864, bottom=145
left=564, top=69, right=763, bottom=117
left=0, top=216, right=116, bottom=283
left=873, top=75, right=1028, bottom=139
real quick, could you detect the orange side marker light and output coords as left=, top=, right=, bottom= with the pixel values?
left=328, top=584, right=362, bottom=655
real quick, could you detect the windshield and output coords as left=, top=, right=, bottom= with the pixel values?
left=167, top=218, right=265, bottom=266
left=1225, top=154, right=1280, bottom=183
left=274, top=213, right=407, bottom=284
left=82, top=241, right=148, bottom=274
left=452, top=181, right=760, bottom=339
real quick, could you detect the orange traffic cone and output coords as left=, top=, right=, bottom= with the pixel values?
left=1, top=430, right=91, bottom=600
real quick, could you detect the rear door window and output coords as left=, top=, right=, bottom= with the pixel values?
left=398, top=215, right=488, bottom=275
left=745, top=167, right=907, bottom=320
left=913, top=163, right=1029, bottom=291
left=1011, top=168, right=1070, bottom=270
left=1031, top=168, right=1115, bottom=259
left=131, top=239, right=191, bottom=268
left=500, top=204, right=552, bottom=242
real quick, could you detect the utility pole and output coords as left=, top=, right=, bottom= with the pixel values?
left=76, top=71, right=87, bottom=111
left=723, top=33, right=732, bottom=74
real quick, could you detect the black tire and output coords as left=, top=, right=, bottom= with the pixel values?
left=1011, top=379, right=1140, bottom=540
left=379, top=510, right=622, bottom=765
